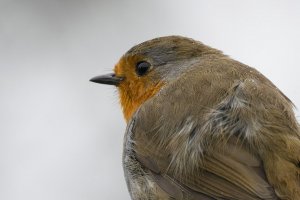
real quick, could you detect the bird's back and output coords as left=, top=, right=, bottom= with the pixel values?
left=123, top=55, right=300, bottom=199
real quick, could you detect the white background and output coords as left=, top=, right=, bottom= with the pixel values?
left=1, top=0, right=299, bottom=200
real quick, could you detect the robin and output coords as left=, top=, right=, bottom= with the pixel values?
left=90, top=36, right=300, bottom=200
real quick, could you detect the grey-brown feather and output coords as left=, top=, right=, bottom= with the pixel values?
left=122, top=36, right=300, bottom=200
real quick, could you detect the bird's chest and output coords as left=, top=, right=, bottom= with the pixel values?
left=122, top=122, right=170, bottom=200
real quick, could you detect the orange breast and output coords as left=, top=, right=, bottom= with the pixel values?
left=118, top=80, right=163, bottom=122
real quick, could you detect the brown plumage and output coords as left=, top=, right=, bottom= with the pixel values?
left=91, top=36, right=300, bottom=199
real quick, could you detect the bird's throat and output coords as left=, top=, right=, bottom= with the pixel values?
left=118, top=82, right=164, bottom=122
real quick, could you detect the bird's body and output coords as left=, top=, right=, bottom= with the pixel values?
left=91, top=36, right=300, bottom=199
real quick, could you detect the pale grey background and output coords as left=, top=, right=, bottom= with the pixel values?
left=0, top=0, right=299, bottom=200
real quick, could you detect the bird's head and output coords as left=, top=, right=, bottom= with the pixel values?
left=90, top=36, right=221, bottom=122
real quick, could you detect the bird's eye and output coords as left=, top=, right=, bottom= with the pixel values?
left=136, top=61, right=151, bottom=76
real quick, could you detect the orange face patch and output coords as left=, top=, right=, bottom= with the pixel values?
left=114, top=56, right=164, bottom=122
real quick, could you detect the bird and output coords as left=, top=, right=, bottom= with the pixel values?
left=90, top=36, right=300, bottom=200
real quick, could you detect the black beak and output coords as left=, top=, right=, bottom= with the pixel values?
left=89, top=73, right=124, bottom=86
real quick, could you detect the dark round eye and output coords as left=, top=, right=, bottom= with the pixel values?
left=136, top=61, right=151, bottom=76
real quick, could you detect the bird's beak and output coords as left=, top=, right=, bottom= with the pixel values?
left=89, top=73, right=124, bottom=86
